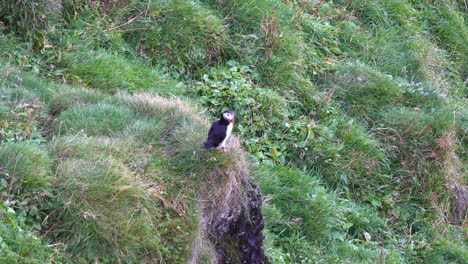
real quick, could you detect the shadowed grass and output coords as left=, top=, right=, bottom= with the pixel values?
left=133, top=0, right=229, bottom=74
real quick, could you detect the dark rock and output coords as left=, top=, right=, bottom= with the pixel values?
left=207, top=181, right=267, bottom=264
left=450, top=184, right=468, bottom=225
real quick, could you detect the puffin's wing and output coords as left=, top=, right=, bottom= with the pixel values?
left=204, top=121, right=227, bottom=149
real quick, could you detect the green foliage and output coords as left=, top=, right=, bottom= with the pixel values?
left=203, top=0, right=332, bottom=95
left=0, top=100, right=45, bottom=145
left=0, top=0, right=55, bottom=46
left=0, top=201, right=62, bottom=264
left=195, top=61, right=288, bottom=132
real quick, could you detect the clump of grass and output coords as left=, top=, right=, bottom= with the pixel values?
left=0, top=74, right=57, bottom=107
left=121, top=93, right=264, bottom=263
left=418, top=1, right=468, bottom=76
left=0, top=142, right=52, bottom=197
left=361, top=28, right=422, bottom=80
left=423, top=230, right=468, bottom=264
left=46, top=136, right=183, bottom=262
left=118, top=93, right=209, bottom=146
left=344, top=0, right=418, bottom=28
left=123, top=119, right=167, bottom=145
left=135, top=0, right=229, bottom=74
left=258, top=166, right=339, bottom=240
left=331, top=61, right=403, bottom=117
left=258, top=165, right=390, bottom=263
left=48, top=87, right=107, bottom=116
left=0, top=142, right=55, bottom=258
left=409, top=36, right=454, bottom=94
left=61, top=49, right=181, bottom=95
left=45, top=112, right=204, bottom=262
left=55, top=102, right=136, bottom=136
left=44, top=91, right=257, bottom=263
left=375, top=106, right=463, bottom=222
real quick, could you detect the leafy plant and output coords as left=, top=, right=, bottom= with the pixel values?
left=0, top=201, right=63, bottom=263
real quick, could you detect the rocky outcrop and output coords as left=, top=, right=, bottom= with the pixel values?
left=207, top=181, right=266, bottom=264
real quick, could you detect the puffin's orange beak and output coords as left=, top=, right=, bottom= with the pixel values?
left=231, top=118, right=235, bottom=124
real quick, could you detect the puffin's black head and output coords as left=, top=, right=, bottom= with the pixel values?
left=221, top=110, right=235, bottom=124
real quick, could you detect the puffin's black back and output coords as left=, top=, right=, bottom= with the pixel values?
left=203, top=120, right=228, bottom=149
left=203, top=111, right=233, bottom=149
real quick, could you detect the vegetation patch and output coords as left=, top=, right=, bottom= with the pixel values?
left=60, top=49, right=180, bottom=95
left=0, top=0, right=466, bottom=263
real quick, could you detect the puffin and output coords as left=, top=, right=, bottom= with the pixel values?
left=204, top=110, right=235, bottom=152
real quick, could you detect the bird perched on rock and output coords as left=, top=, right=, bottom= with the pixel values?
left=204, top=110, right=235, bottom=152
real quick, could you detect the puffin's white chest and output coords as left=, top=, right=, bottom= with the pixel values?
left=220, top=122, right=233, bottom=148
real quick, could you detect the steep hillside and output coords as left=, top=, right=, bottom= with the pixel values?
left=0, top=61, right=266, bottom=263
left=1, top=0, right=466, bottom=263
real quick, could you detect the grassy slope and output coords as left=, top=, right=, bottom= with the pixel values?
left=0, top=0, right=467, bottom=263
left=0, top=59, right=255, bottom=263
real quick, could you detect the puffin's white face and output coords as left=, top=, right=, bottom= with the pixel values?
left=222, top=111, right=235, bottom=123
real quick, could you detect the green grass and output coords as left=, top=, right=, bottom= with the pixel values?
left=47, top=135, right=181, bottom=262
left=55, top=102, right=136, bottom=136
left=0, top=142, right=52, bottom=196
left=331, top=61, right=404, bottom=117
left=60, top=49, right=181, bottom=95
left=258, top=166, right=393, bottom=263
left=47, top=87, right=107, bottom=116
left=132, top=0, right=229, bottom=74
